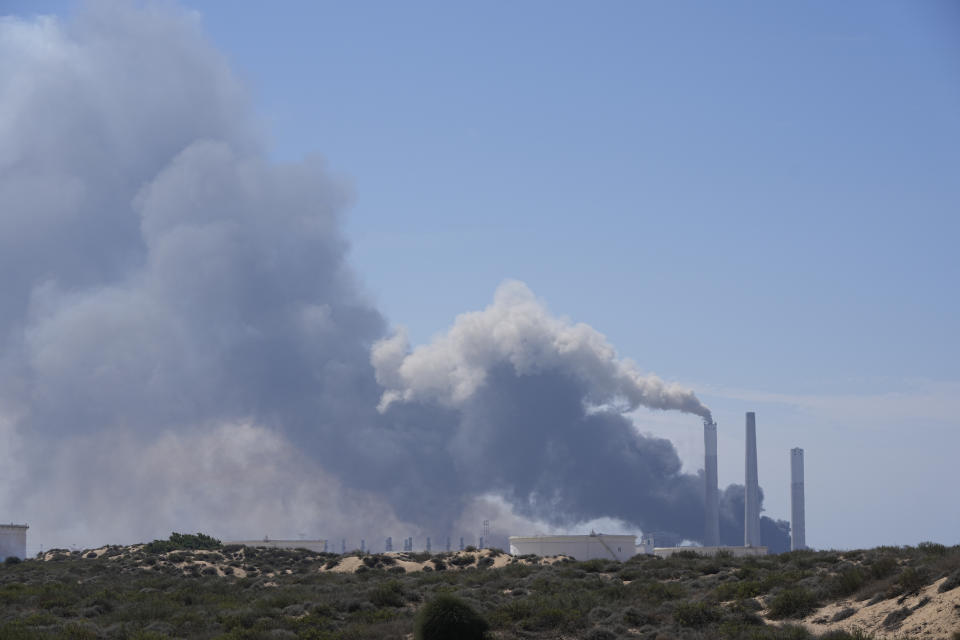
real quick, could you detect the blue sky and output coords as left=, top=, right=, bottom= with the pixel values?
left=7, top=0, right=959, bottom=549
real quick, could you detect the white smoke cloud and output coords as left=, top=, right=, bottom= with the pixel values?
left=373, top=280, right=710, bottom=418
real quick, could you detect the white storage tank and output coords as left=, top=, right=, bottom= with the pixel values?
left=0, top=524, right=28, bottom=561
left=509, top=533, right=636, bottom=562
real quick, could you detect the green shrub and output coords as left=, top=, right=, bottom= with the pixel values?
left=882, top=606, right=911, bottom=629
left=585, top=627, right=616, bottom=640
left=767, top=587, right=818, bottom=619
left=369, top=580, right=405, bottom=607
left=629, top=580, right=684, bottom=602
left=715, top=579, right=762, bottom=601
left=673, top=601, right=721, bottom=627
left=917, top=542, right=948, bottom=556
left=938, top=569, right=960, bottom=593
left=580, top=559, right=616, bottom=573
left=829, top=568, right=865, bottom=597
left=144, top=533, right=222, bottom=554
left=896, top=567, right=928, bottom=595
left=868, top=556, right=898, bottom=579
left=622, top=607, right=658, bottom=627
left=831, top=607, right=856, bottom=622
left=414, top=594, right=488, bottom=640
left=59, top=623, right=98, bottom=639
left=4, top=556, right=21, bottom=565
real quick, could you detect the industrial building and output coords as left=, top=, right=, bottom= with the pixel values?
left=509, top=533, right=637, bottom=562
left=0, top=524, right=28, bottom=561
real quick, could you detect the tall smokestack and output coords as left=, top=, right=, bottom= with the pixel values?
left=703, top=419, right=720, bottom=547
left=791, top=447, right=806, bottom=550
left=744, top=412, right=761, bottom=547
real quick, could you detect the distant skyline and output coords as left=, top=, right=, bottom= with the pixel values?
left=2, top=1, right=958, bottom=553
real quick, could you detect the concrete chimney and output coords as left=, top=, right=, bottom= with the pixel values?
left=744, top=412, right=761, bottom=547
left=791, top=447, right=806, bottom=550
left=704, top=419, right=720, bottom=547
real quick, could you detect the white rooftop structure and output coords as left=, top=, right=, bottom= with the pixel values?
left=509, top=533, right=636, bottom=562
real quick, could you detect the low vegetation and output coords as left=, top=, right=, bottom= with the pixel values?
left=0, top=535, right=957, bottom=639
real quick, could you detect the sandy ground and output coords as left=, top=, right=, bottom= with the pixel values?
left=797, top=577, right=960, bottom=639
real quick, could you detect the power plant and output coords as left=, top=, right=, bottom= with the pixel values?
left=744, top=412, right=762, bottom=547
left=791, top=447, right=806, bottom=550
left=510, top=410, right=810, bottom=560
left=700, top=411, right=808, bottom=554
left=225, top=421, right=810, bottom=560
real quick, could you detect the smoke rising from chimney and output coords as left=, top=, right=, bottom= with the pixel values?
left=372, top=281, right=712, bottom=420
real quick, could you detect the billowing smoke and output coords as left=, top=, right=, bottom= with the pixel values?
left=0, top=2, right=388, bottom=547
left=0, top=2, right=787, bottom=553
left=371, top=284, right=788, bottom=552
left=373, top=281, right=711, bottom=420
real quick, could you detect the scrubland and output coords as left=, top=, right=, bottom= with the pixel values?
left=1, top=535, right=958, bottom=639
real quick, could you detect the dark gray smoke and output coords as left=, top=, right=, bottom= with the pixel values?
left=0, top=2, right=787, bottom=553
left=370, top=282, right=788, bottom=551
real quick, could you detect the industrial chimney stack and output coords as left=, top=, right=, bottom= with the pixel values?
left=703, top=419, right=720, bottom=547
left=791, top=448, right=806, bottom=550
left=744, top=412, right=761, bottom=547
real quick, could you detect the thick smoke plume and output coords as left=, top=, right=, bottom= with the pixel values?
left=0, top=2, right=787, bottom=553
left=373, top=281, right=711, bottom=420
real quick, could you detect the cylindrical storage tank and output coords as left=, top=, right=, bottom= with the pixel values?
left=0, top=524, right=28, bottom=561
